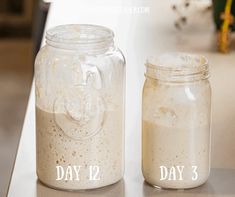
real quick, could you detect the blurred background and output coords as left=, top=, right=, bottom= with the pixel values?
left=0, top=0, right=49, bottom=196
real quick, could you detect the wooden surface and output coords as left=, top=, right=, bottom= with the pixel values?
left=0, top=39, right=32, bottom=197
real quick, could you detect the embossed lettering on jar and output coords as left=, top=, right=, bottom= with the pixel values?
left=35, top=24, right=125, bottom=190
left=142, top=53, right=211, bottom=189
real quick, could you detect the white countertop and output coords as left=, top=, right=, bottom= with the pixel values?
left=7, top=0, right=235, bottom=196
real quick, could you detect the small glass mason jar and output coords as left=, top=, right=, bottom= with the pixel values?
left=35, top=24, right=125, bottom=190
left=142, top=53, right=211, bottom=189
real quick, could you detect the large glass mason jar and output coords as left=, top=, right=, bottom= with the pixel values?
left=142, top=53, right=211, bottom=189
left=35, top=24, right=125, bottom=190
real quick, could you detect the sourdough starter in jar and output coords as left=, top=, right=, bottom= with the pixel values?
left=36, top=106, right=123, bottom=190
left=142, top=53, right=211, bottom=189
left=35, top=24, right=125, bottom=190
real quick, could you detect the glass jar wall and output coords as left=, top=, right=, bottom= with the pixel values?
left=35, top=24, right=125, bottom=190
left=142, top=53, right=211, bottom=189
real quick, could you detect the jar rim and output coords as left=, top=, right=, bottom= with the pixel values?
left=46, top=24, right=114, bottom=51
left=145, top=52, right=210, bottom=82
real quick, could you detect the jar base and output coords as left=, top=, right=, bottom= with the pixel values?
left=37, top=177, right=123, bottom=192
left=144, top=180, right=208, bottom=190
